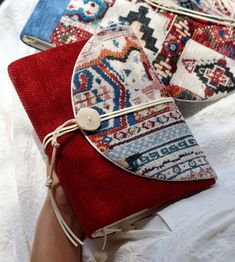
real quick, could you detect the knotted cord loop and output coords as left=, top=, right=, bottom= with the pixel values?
left=43, top=119, right=84, bottom=247
left=42, top=97, right=174, bottom=248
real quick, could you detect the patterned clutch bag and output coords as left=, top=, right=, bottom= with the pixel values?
left=21, top=0, right=235, bottom=102
left=10, top=24, right=216, bottom=253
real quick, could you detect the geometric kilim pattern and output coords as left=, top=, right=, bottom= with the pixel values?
left=119, top=5, right=159, bottom=53
left=193, top=26, right=235, bottom=60
left=48, top=0, right=235, bottom=102
left=194, top=58, right=235, bottom=97
left=99, top=0, right=171, bottom=62
left=169, top=39, right=235, bottom=101
left=152, top=15, right=194, bottom=85
left=71, top=24, right=216, bottom=181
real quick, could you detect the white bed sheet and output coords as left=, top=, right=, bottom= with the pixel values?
left=0, top=0, right=235, bottom=261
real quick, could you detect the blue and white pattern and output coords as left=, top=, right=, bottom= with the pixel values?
left=106, top=123, right=191, bottom=160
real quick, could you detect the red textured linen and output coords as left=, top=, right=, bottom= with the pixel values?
left=8, top=40, right=216, bottom=238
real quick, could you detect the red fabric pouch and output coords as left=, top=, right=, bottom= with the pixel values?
left=8, top=26, right=216, bottom=242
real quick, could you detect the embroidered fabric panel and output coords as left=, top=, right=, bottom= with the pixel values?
left=71, top=24, right=216, bottom=181
left=169, top=39, right=235, bottom=100
left=48, top=0, right=235, bottom=101
left=97, top=1, right=235, bottom=101
left=99, top=0, right=172, bottom=61
left=193, top=26, right=235, bottom=60
left=50, top=0, right=116, bottom=45
left=152, top=15, right=235, bottom=100
left=152, top=15, right=195, bottom=86
left=72, top=24, right=164, bottom=114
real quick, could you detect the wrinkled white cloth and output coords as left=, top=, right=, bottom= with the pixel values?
left=0, top=0, right=235, bottom=261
